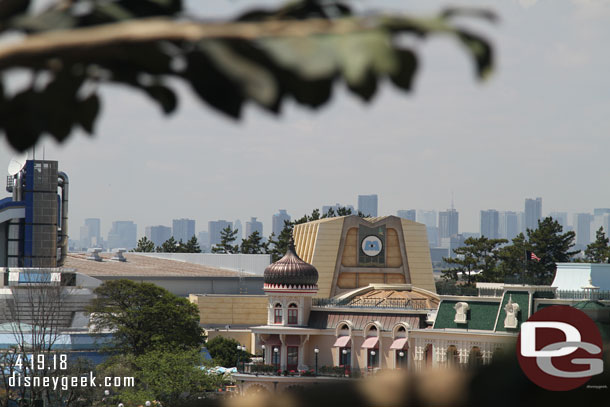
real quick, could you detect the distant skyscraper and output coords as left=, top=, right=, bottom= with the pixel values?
left=208, top=220, right=232, bottom=247
left=272, top=210, right=291, bottom=237
left=107, top=221, right=137, bottom=249
left=499, top=211, right=518, bottom=240
left=417, top=210, right=437, bottom=228
left=245, top=217, right=263, bottom=238
left=480, top=210, right=499, bottom=239
left=233, top=219, right=243, bottom=242
left=321, top=203, right=355, bottom=216
left=524, top=197, right=542, bottom=231
left=358, top=194, right=378, bottom=217
left=438, top=209, right=459, bottom=239
left=145, top=225, right=171, bottom=247
left=592, top=209, right=610, bottom=239
left=573, top=213, right=593, bottom=247
left=198, top=231, right=210, bottom=249
left=396, top=210, right=416, bottom=221
left=426, top=226, right=439, bottom=247
left=549, top=212, right=568, bottom=231
left=79, top=218, right=101, bottom=249
left=172, top=218, right=195, bottom=243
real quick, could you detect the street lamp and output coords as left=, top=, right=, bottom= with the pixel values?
left=145, top=402, right=151, bottom=407
left=314, top=347, right=319, bottom=376
left=261, top=344, right=266, bottom=364
left=104, top=390, right=110, bottom=407
left=398, top=351, right=405, bottom=368
left=370, top=350, right=376, bottom=369
left=236, top=344, right=241, bottom=373
left=273, top=347, right=279, bottom=370
left=342, top=349, right=348, bottom=377
left=118, top=404, right=124, bottom=407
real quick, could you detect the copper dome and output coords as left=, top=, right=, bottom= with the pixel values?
left=264, top=243, right=318, bottom=288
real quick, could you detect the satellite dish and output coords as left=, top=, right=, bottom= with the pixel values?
left=7, top=152, right=28, bottom=175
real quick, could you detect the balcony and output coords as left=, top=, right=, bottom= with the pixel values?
left=312, top=297, right=431, bottom=311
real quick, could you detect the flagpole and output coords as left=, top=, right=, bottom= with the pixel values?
left=523, top=248, right=526, bottom=285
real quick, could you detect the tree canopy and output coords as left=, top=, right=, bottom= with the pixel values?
left=443, top=217, right=577, bottom=286
left=206, top=336, right=251, bottom=368
left=88, top=279, right=204, bottom=355
left=0, top=0, right=495, bottom=152
left=584, top=227, right=610, bottom=263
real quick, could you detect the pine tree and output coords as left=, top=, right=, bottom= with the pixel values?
left=585, top=227, right=610, bottom=263
left=442, top=237, right=507, bottom=285
left=183, top=236, right=202, bottom=253
left=240, top=231, right=266, bottom=254
left=158, top=237, right=180, bottom=253
left=526, top=217, right=577, bottom=284
left=211, top=226, right=238, bottom=253
left=133, top=237, right=155, bottom=252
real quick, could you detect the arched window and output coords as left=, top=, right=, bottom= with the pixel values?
left=288, top=303, right=298, bottom=325
left=274, top=303, right=282, bottom=324
left=469, top=346, right=483, bottom=368
left=447, top=345, right=459, bottom=368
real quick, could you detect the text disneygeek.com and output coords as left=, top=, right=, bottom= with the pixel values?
left=9, top=373, right=135, bottom=391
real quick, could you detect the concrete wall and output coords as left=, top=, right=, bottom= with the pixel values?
left=135, top=253, right=271, bottom=276
left=95, top=276, right=264, bottom=297
left=191, top=294, right=268, bottom=327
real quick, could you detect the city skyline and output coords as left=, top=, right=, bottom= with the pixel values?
left=2, top=2, right=609, bottom=245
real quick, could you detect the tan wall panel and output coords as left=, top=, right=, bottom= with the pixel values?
left=337, top=272, right=357, bottom=289
left=386, top=228, right=402, bottom=267
left=195, top=296, right=268, bottom=325
left=341, top=228, right=358, bottom=267
left=401, top=219, right=436, bottom=293
left=386, top=274, right=406, bottom=284
left=306, top=335, right=337, bottom=368
left=358, top=273, right=385, bottom=287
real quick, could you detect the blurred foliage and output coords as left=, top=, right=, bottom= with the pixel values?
left=0, top=0, right=495, bottom=151
left=206, top=336, right=251, bottom=368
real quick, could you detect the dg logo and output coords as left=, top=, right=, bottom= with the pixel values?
left=517, top=305, right=604, bottom=391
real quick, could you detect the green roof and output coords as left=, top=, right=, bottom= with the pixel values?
left=572, top=301, right=607, bottom=310
left=494, top=291, right=530, bottom=332
left=433, top=300, right=499, bottom=330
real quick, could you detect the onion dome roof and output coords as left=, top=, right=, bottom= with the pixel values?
left=264, top=243, right=318, bottom=288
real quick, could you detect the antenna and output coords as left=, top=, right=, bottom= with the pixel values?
left=7, top=152, right=28, bottom=175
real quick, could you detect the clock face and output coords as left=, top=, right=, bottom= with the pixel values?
left=361, top=235, right=383, bottom=257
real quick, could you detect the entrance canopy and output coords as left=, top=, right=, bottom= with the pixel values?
left=390, top=338, right=407, bottom=350
left=361, top=336, right=379, bottom=349
left=333, top=336, right=351, bottom=347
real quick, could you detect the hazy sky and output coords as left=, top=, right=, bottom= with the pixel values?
left=1, top=0, right=610, bottom=239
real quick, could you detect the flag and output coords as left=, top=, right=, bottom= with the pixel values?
left=526, top=251, right=541, bottom=262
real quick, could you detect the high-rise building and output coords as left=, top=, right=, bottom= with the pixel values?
left=573, top=213, right=593, bottom=247
left=417, top=210, right=437, bottom=228
left=549, top=212, right=568, bottom=231
left=145, top=225, right=171, bottom=247
left=358, top=194, right=378, bottom=217
left=198, top=231, right=210, bottom=249
left=79, top=218, right=101, bottom=249
left=426, top=226, right=439, bottom=247
left=321, top=203, right=355, bottom=216
left=396, top=210, right=416, bottom=221
left=499, top=211, right=518, bottom=240
left=438, top=209, right=459, bottom=239
left=480, top=210, right=499, bottom=239
left=272, top=210, right=291, bottom=237
left=172, top=218, right=195, bottom=243
left=107, top=221, right=137, bottom=250
left=208, top=220, right=232, bottom=247
left=245, top=217, right=263, bottom=238
left=592, top=209, right=610, bottom=239
left=233, top=219, right=243, bottom=243
left=524, top=197, right=542, bottom=231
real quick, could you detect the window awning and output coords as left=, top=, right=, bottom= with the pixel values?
left=390, top=338, right=408, bottom=350
left=285, top=335, right=301, bottom=346
left=361, top=336, right=379, bottom=349
left=333, top=336, right=351, bottom=347
left=263, top=335, right=281, bottom=346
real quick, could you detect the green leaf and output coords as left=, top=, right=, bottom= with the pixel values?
left=389, top=48, right=418, bottom=90
left=457, top=30, right=494, bottom=80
